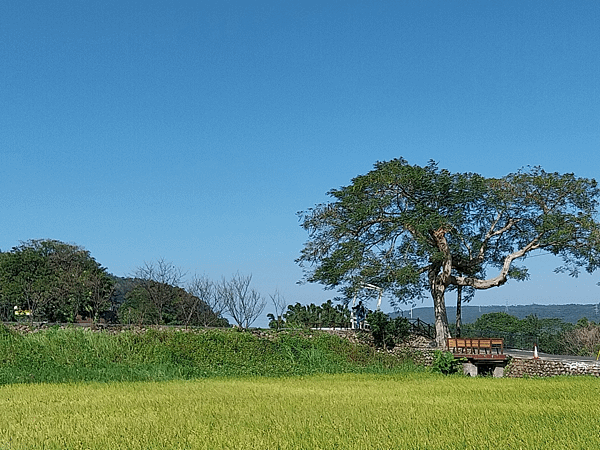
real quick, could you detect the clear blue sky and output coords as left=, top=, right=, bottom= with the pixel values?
left=1, top=1, right=599, bottom=325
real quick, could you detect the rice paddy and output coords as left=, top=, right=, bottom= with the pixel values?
left=1, top=373, right=599, bottom=449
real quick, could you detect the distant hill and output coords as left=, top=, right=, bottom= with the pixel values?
left=391, top=303, right=600, bottom=325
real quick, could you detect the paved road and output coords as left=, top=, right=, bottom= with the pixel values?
left=505, top=348, right=600, bottom=365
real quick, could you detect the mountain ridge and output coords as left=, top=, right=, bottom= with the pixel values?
left=390, top=303, right=600, bottom=325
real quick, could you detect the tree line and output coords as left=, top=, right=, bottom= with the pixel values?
left=0, top=239, right=269, bottom=328
left=460, top=311, right=600, bottom=356
left=268, top=300, right=351, bottom=330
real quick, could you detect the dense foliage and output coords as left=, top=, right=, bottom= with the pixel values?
left=270, top=300, right=351, bottom=329
left=268, top=302, right=410, bottom=351
left=367, top=310, right=410, bottom=349
left=430, top=350, right=465, bottom=375
left=0, top=239, right=114, bottom=323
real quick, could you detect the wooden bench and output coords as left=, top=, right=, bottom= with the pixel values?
left=447, top=338, right=504, bottom=356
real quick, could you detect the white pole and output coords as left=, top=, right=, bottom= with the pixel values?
left=351, top=293, right=357, bottom=330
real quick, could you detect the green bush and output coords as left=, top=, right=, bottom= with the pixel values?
left=367, top=310, right=410, bottom=349
left=430, top=350, right=464, bottom=375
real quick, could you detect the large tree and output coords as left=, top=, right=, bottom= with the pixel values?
left=0, top=239, right=114, bottom=323
left=297, top=159, right=600, bottom=346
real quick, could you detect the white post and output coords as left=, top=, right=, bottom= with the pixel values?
left=350, top=294, right=357, bottom=330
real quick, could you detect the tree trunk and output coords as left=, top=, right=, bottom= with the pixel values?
left=431, top=277, right=450, bottom=348
left=456, top=285, right=462, bottom=338
left=430, top=229, right=452, bottom=348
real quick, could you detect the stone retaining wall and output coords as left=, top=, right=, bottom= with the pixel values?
left=505, top=358, right=600, bottom=378
left=387, top=335, right=437, bottom=366
left=393, top=347, right=436, bottom=366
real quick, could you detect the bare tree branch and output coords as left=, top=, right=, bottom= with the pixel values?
left=219, top=273, right=266, bottom=329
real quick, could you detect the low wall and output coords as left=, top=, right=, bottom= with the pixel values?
left=395, top=348, right=436, bottom=366
left=390, top=336, right=600, bottom=378
left=505, top=358, right=600, bottom=378
left=386, top=335, right=437, bottom=366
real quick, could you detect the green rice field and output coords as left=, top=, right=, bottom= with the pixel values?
left=1, top=373, right=599, bottom=449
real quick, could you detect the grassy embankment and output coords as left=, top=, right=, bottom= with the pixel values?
left=0, top=325, right=411, bottom=384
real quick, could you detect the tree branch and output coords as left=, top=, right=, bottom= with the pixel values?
left=452, top=235, right=542, bottom=289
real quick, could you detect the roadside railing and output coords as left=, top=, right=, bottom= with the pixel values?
left=408, top=318, right=435, bottom=340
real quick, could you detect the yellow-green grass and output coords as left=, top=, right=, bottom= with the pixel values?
left=1, top=373, right=599, bottom=449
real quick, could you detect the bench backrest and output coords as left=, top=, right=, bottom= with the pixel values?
left=447, top=337, right=504, bottom=353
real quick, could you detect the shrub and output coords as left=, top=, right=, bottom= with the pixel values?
left=367, top=311, right=410, bottom=349
left=430, top=350, right=464, bottom=375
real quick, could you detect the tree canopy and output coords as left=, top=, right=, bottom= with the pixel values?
left=0, top=239, right=114, bottom=323
left=297, top=158, right=600, bottom=346
left=275, top=300, right=351, bottom=329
